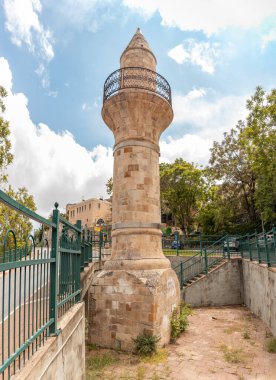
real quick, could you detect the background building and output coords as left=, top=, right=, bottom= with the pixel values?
left=66, top=198, right=112, bottom=228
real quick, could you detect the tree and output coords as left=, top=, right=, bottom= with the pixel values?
left=0, top=186, right=36, bottom=249
left=160, top=159, right=206, bottom=236
left=0, top=86, right=37, bottom=249
left=0, top=86, right=13, bottom=183
left=240, top=87, right=276, bottom=223
left=105, top=177, right=113, bottom=196
left=207, top=87, right=276, bottom=232
left=208, top=121, right=258, bottom=230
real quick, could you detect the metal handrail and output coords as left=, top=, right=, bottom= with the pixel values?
left=103, top=66, right=172, bottom=105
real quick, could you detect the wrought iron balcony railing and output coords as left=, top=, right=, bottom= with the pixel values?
left=103, top=67, right=172, bottom=105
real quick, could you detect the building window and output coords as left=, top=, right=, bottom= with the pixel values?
left=85, top=205, right=86, bottom=210
left=89, top=204, right=91, bottom=210
left=82, top=206, right=83, bottom=212
left=98, top=203, right=100, bottom=209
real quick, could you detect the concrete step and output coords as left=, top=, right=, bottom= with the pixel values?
left=183, top=260, right=227, bottom=289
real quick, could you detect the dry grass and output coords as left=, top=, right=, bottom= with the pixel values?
left=219, top=344, right=247, bottom=364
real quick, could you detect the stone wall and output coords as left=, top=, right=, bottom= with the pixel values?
left=12, top=303, right=85, bottom=380
left=88, top=268, right=180, bottom=350
left=183, top=259, right=244, bottom=307
left=243, top=259, right=276, bottom=336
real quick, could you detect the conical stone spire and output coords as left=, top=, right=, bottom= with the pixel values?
left=120, top=28, right=156, bottom=71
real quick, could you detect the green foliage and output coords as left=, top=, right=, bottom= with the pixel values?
left=132, top=331, right=160, bottom=356
left=0, top=186, right=37, bottom=249
left=106, top=177, right=113, bottom=196
left=203, top=86, right=276, bottom=233
left=160, top=159, right=206, bottom=236
left=0, top=86, right=37, bottom=250
left=170, top=303, right=192, bottom=342
left=162, top=226, right=172, bottom=236
left=266, top=338, right=276, bottom=353
left=0, top=86, right=13, bottom=184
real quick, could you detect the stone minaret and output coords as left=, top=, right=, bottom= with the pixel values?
left=89, top=29, right=180, bottom=350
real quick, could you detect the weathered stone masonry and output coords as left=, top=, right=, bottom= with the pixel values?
left=88, top=29, right=180, bottom=350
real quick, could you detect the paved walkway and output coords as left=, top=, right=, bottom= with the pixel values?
left=86, top=306, right=276, bottom=380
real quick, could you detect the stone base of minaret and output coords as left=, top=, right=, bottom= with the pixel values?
left=87, top=269, right=180, bottom=350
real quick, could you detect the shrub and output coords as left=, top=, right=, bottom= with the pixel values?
left=266, top=338, right=276, bottom=353
left=170, top=302, right=192, bottom=342
left=133, top=331, right=160, bottom=356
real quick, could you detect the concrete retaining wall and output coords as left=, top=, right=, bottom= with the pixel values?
left=183, top=259, right=243, bottom=307
left=243, top=259, right=276, bottom=336
left=12, top=303, right=85, bottom=380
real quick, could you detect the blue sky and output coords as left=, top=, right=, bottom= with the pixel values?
left=0, top=0, right=275, bottom=215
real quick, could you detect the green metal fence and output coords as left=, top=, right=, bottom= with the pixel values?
left=173, top=229, right=276, bottom=288
left=0, top=190, right=107, bottom=379
left=239, top=228, right=276, bottom=267
left=162, top=234, right=223, bottom=256
left=173, top=235, right=226, bottom=287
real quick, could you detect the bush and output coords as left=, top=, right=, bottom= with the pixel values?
left=266, top=338, right=276, bottom=353
left=170, top=302, right=192, bottom=342
left=133, top=331, right=160, bottom=356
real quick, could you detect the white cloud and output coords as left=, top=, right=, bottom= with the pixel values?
left=261, top=26, right=276, bottom=49
left=160, top=134, right=212, bottom=166
left=167, top=44, right=189, bottom=64
left=173, top=89, right=248, bottom=136
left=0, top=57, right=113, bottom=216
left=0, top=57, right=13, bottom=90
left=123, top=0, right=276, bottom=35
left=3, top=0, right=54, bottom=61
left=47, top=91, right=58, bottom=98
left=35, top=63, right=49, bottom=88
left=168, top=40, right=220, bottom=74
left=158, top=88, right=249, bottom=165
left=46, top=0, right=114, bottom=32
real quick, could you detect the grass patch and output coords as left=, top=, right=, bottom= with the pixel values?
left=163, top=250, right=199, bottom=257
left=141, top=348, right=168, bottom=364
left=243, top=329, right=251, bottom=339
left=87, top=343, right=99, bottom=351
left=220, top=344, right=246, bottom=364
left=266, top=338, right=276, bottom=353
left=137, top=365, right=146, bottom=380
left=86, top=351, right=119, bottom=371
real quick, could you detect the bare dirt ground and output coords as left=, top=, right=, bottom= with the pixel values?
left=86, top=306, right=276, bottom=380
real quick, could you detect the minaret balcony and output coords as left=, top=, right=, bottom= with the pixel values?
left=103, top=66, right=172, bottom=105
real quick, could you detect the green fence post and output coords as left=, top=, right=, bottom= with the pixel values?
left=204, top=248, right=208, bottom=274
left=99, top=231, right=102, bottom=261
left=226, top=235, right=230, bottom=260
left=180, top=262, right=183, bottom=287
left=256, top=234, right=261, bottom=263
left=176, top=232, right=179, bottom=256
left=264, top=233, right=271, bottom=268
left=273, top=227, right=276, bottom=256
left=49, top=202, right=60, bottom=335
left=80, top=231, right=84, bottom=271
left=200, top=233, right=202, bottom=256
left=75, top=220, right=81, bottom=302
left=248, top=234, right=252, bottom=261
